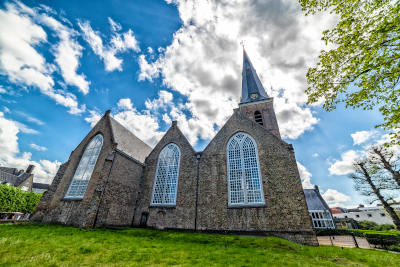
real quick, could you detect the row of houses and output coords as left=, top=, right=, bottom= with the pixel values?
left=0, top=165, right=49, bottom=193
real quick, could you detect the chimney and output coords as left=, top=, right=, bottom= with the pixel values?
left=26, top=165, right=35, bottom=174
left=172, top=120, right=178, bottom=127
left=314, top=185, right=319, bottom=191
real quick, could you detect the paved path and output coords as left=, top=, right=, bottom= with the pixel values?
left=317, top=236, right=371, bottom=249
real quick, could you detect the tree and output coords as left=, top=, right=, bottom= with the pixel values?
left=299, top=0, right=400, bottom=145
left=349, top=160, right=400, bottom=229
left=368, top=146, right=400, bottom=188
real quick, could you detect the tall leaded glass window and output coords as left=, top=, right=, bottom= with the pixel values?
left=227, top=132, right=265, bottom=206
left=65, top=134, right=103, bottom=199
left=151, top=143, right=181, bottom=206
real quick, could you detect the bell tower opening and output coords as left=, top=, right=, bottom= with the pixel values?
left=238, top=48, right=281, bottom=138
left=254, top=111, right=263, bottom=126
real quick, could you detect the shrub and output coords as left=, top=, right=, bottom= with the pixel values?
left=0, top=185, right=42, bottom=213
left=357, top=220, right=379, bottom=230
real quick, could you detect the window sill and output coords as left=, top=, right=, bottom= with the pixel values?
left=149, top=205, right=176, bottom=209
left=62, top=198, right=83, bottom=201
left=228, top=204, right=267, bottom=209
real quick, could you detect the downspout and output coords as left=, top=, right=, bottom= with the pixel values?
left=194, top=153, right=202, bottom=231
left=131, top=164, right=146, bottom=227
left=93, top=150, right=117, bottom=228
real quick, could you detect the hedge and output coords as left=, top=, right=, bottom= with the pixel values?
left=0, top=185, right=42, bottom=213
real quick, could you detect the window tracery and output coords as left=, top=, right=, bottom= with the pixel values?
left=65, top=134, right=103, bottom=199
left=226, top=132, right=265, bottom=206
left=151, top=143, right=181, bottom=206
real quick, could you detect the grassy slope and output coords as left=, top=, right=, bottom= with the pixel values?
left=0, top=223, right=399, bottom=266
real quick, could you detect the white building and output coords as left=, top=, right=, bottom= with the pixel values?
left=333, top=204, right=400, bottom=225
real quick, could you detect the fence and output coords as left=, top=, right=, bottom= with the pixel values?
left=315, top=229, right=400, bottom=251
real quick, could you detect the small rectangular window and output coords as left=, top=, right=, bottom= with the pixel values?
left=356, top=215, right=360, bottom=218
left=380, top=213, right=386, bottom=217
left=367, top=214, right=372, bottom=218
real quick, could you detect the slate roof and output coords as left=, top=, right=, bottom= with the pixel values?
left=109, top=116, right=153, bottom=163
left=303, top=188, right=330, bottom=211
left=239, top=49, right=270, bottom=105
left=0, top=167, right=18, bottom=175
left=0, top=169, right=33, bottom=186
left=0, top=170, right=18, bottom=185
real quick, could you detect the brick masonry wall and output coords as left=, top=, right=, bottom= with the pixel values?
left=133, top=111, right=317, bottom=246
left=197, top=110, right=316, bottom=245
left=94, top=152, right=144, bottom=228
left=133, top=122, right=199, bottom=230
left=18, top=175, right=34, bottom=192
left=32, top=113, right=117, bottom=228
left=239, top=98, right=281, bottom=138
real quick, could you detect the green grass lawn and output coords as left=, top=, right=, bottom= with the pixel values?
left=0, top=223, right=399, bottom=266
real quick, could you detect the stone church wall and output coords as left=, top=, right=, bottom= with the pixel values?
left=133, top=121, right=199, bottom=230
left=32, top=114, right=116, bottom=228
left=94, top=152, right=144, bottom=228
left=196, top=110, right=316, bottom=245
left=132, top=112, right=317, bottom=246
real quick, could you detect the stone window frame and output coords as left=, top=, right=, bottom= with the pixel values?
left=64, top=134, right=103, bottom=200
left=226, top=132, right=266, bottom=207
left=150, top=143, right=181, bottom=207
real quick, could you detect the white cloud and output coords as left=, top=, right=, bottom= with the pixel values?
left=108, top=17, right=122, bottom=32
left=0, top=112, right=60, bottom=183
left=3, top=107, right=10, bottom=113
left=14, top=122, right=39, bottom=134
left=113, top=98, right=165, bottom=147
left=84, top=110, right=102, bottom=127
left=79, top=19, right=140, bottom=72
left=297, top=161, right=314, bottom=189
left=328, top=203, right=358, bottom=209
left=0, top=1, right=85, bottom=114
left=321, top=189, right=351, bottom=203
left=15, top=111, right=45, bottom=125
left=138, top=0, right=338, bottom=143
left=30, top=143, right=48, bottom=151
left=312, top=153, right=318, bottom=157
left=328, top=150, right=362, bottom=175
left=351, top=130, right=379, bottom=145
left=145, top=90, right=173, bottom=110
left=39, top=15, right=90, bottom=94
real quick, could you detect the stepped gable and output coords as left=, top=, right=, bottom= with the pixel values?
left=109, top=116, right=152, bottom=163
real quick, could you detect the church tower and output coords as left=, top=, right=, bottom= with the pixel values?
left=238, top=49, right=281, bottom=138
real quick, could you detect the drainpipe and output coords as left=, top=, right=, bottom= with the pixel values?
left=194, top=153, right=202, bottom=231
left=131, top=164, right=146, bottom=227
left=93, top=150, right=117, bottom=228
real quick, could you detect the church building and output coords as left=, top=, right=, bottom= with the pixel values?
left=32, top=50, right=317, bottom=246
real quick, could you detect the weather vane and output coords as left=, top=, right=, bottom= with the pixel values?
left=240, top=40, right=245, bottom=48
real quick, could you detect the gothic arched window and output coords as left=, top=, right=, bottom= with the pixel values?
left=65, top=134, right=103, bottom=199
left=226, top=132, right=265, bottom=206
left=254, top=111, right=263, bottom=126
left=151, top=143, right=181, bottom=206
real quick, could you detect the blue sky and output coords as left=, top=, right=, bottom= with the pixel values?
left=0, top=0, right=396, bottom=209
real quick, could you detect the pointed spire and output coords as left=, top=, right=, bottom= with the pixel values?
left=240, top=49, right=270, bottom=104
